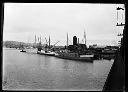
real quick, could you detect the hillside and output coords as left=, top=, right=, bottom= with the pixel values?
left=3, top=41, right=34, bottom=48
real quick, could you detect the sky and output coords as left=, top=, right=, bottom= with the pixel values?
left=3, top=3, right=125, bottom=46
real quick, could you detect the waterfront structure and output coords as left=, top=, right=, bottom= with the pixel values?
left=103, top=5, right=125, bottom=91
left=68, top=34, right=87, bottom=53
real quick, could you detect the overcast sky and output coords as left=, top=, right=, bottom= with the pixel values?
left=3, top=3, right=125, bottom=46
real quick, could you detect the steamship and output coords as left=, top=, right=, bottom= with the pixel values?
left=55, top=32, right=94, bottom=62
left=55, top=51, right=94, bottom=61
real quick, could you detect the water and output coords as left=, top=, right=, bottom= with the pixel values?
left=2, top=48, right=114, bottom=91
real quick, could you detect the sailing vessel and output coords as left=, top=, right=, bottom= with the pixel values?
left=37, top=50, right=55, bottom=56
left=37, top=35, right=56, bottom=56
left=54, top=31, right=94, bottom=62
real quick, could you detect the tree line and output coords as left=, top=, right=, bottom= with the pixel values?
left=3, top=41, right=34, bottom=48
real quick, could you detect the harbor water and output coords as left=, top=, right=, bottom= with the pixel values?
left=2, top=48, right=114, bottom=91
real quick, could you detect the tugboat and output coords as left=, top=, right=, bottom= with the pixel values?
left=55, top=32, right=94, bottom=62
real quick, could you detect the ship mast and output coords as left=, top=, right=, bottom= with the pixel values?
left=40, top=36, right=41, bottom=44
left=67, top=32, right=68, bottom=48
left=35, top=35, right=36, bottom=44
left=38, top=37, right=39, bottom=43
left=49, top=35, right=50, bottom=49
left=84, top=29, right=86, bottom=46
left=33, top=35, right=37, bottom=48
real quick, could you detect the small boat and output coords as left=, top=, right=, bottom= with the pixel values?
left=20, top=49, right=26, bottom=52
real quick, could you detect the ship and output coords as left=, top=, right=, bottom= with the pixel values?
left=36, top=35, right=56, bottom=56
left=55, top=51, right=94, bottom=62
left=54, top=31, right=94, bottom=62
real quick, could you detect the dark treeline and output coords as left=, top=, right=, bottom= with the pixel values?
left=3, top=41, right=64, bottom=49
left=3, top=41, right=34, bottom=48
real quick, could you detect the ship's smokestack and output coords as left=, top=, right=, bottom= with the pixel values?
left=73, top=36, right=77, bottom=45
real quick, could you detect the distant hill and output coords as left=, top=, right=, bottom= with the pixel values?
left=3, top=41, right=34, bottom=48
left=3, top=40, right=117, bottom=49
left=2, top=41, right=65, bottom=49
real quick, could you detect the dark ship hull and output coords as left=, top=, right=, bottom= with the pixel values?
left=55, top=52, right=94, bottom=62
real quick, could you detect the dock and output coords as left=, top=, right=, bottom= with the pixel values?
left=102, top=50, right=125, bottom=91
